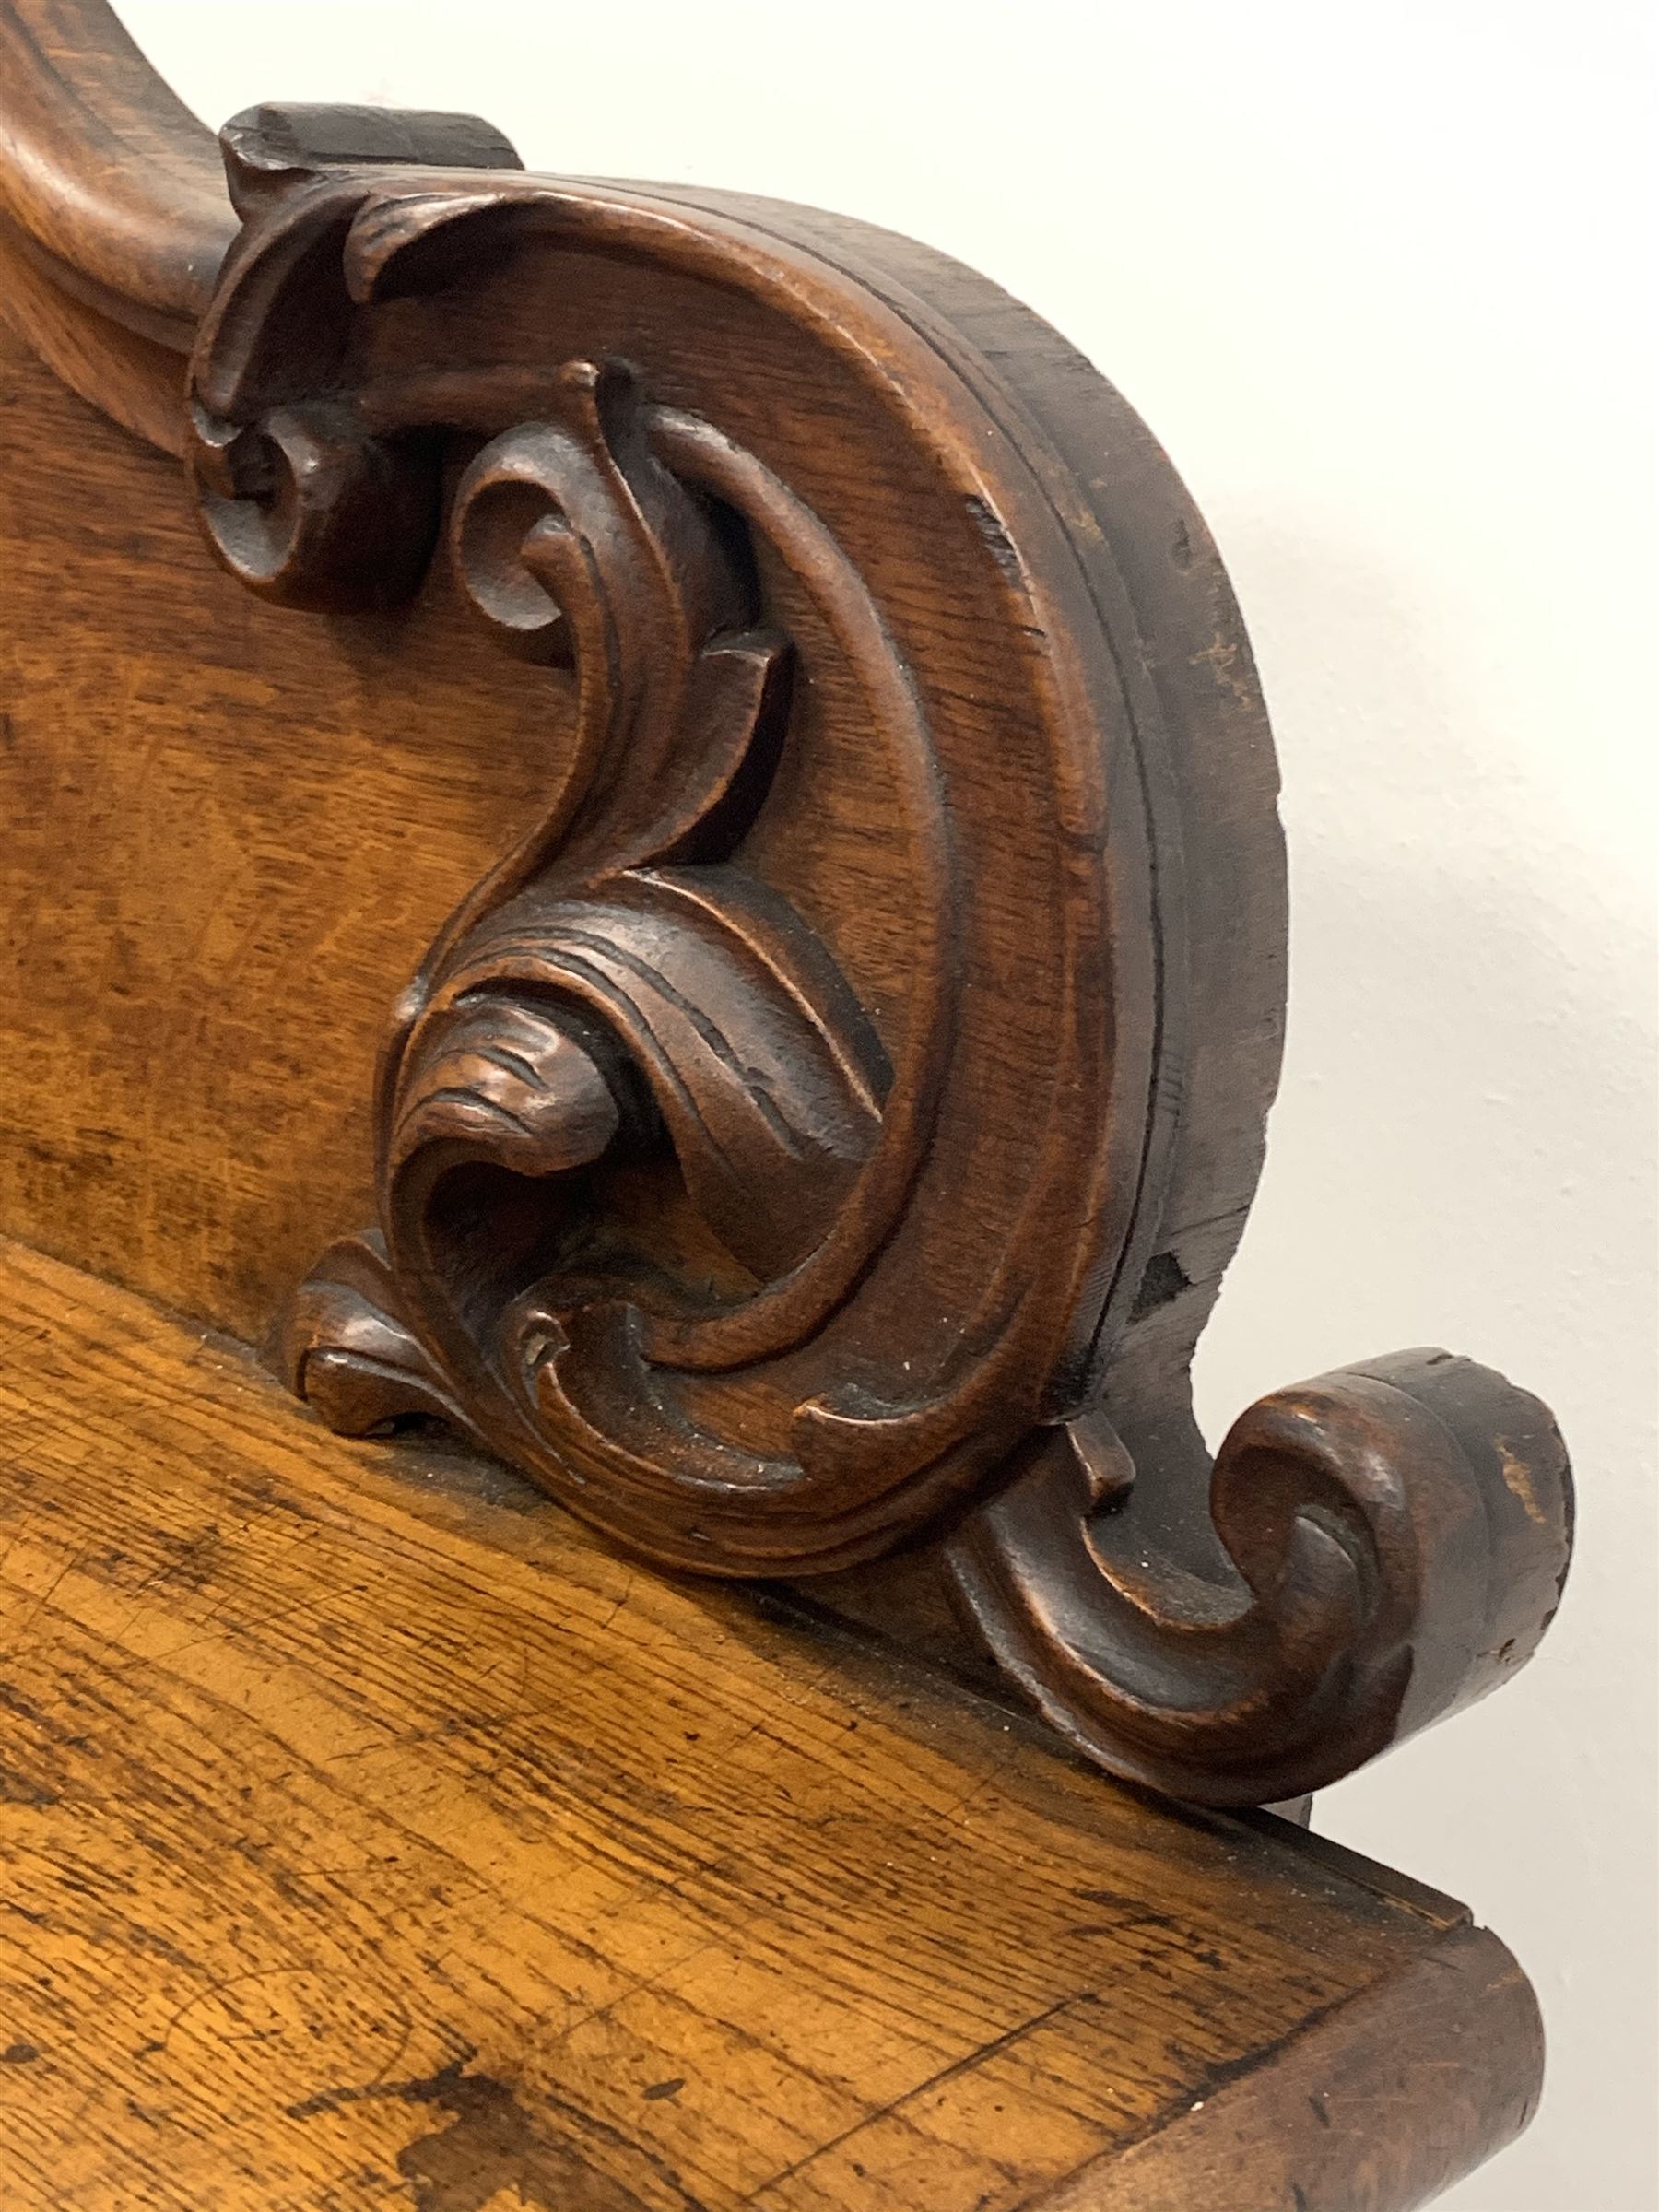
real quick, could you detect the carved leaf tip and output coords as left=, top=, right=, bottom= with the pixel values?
left=276, top=1234, right=469, bottom=1442
left=218, top=101, right=522, bottom=221
left=389, top=999, right=627, bottom=1185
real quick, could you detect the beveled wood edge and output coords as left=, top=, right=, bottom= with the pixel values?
left=0, top=0, right=233, bottom=328
left=0, top=0, right=234, bottom=446
left=1035, top=1920, right=1543, bottom=2212
left=0, top=211, right=194, bottom=452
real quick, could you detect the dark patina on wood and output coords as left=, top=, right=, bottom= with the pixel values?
left=0, top=4, right=1574, bottom=1808
left=0, top=3, right=1577, bottom=2203
left=163, top=102, right=1571, bottom=1810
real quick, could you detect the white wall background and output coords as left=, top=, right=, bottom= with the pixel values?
left=116, top=5, right=1659, bottom=2205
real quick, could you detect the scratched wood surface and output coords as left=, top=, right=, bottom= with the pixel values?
left=0, top=1236, right=1538, bottom=2212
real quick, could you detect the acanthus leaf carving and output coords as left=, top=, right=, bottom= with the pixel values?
left=191, top=105, right=1573, bottom=1806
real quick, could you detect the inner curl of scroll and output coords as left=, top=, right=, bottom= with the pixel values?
left=377, top=359, right=890, bottom=1468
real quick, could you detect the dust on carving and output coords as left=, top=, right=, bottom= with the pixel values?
left=288, top=2050, right=685, bottom=2212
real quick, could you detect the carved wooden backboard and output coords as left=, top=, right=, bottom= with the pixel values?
left=0, top=50, right=1572, bottom=1809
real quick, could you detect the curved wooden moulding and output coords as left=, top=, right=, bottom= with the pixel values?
left=0, top=0, right=518, bottom=448
left=0, top=8, right=1572, bottom=1809
left=0, top=0, right=231, bottom=447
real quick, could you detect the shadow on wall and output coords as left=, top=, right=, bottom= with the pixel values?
left=1194, top=517, right=1657, bottom=2212
left=1197, top=512, right=1651, bottom=1405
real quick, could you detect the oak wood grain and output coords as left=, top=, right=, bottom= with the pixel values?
left=0, top=1235, right=1540, bottom=2212
left=0, top=308, right=558, bottom=1340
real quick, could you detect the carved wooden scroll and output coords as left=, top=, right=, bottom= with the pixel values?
left=167, top=103, right=1573, bottom=1808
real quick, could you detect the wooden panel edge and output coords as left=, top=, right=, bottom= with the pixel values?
left=1032, top=1921, right=1543, bottom=2212
left=1229, top=1807, right=1475, bottom=1934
